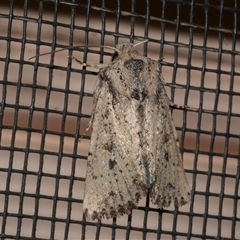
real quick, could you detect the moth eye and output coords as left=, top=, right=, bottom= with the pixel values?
left=112, top=51, right=119, bottom=61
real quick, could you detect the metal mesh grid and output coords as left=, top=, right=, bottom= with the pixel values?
left=0, top=0, right=239, bottom=239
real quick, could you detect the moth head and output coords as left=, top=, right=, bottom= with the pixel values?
left=112, top=40, right=148, bottom=61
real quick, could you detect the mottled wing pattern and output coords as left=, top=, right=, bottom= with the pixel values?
left=83, top=60, right=148, bottom=220
left=83, top=43, right=190, bottom=220
left=143, top=61, right=191, bottom=208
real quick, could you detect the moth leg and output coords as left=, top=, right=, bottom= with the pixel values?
left=79, top=122, right=92, bottom=142
left=68, top=55, right=84, bottom=65
left=169, top=101, right=198, bottom=111
left=68, top=56, right=108, bottom=69
left=79, top=97, right=96, bottom=141
left=169, top=101, right=189, bottom=110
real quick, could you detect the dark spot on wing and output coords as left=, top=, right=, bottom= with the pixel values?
left=124, top=59, right=144, bottom=74
left=109, top=159, right=117, bottom=170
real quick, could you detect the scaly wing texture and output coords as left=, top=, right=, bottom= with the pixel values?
left=142, top=60, right=191, bottom=208
left=83, top=63, right=149, bottom=220
left=83, top=47, right=190, bottom=220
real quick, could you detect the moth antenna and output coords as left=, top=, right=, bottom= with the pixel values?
left=98, top=46, right=120, bottom=53
left=28, top=45, right=86, bottom=61
left=133, top=39, right=149, bottom=48
left=28, top=41, right=149, bottom=61
left=28, top=45, right=119, bottom=61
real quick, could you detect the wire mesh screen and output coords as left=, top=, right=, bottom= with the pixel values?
left=0, top=0, right=239, bottom=239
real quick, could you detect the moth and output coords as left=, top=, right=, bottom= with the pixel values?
left=81, top=41, right=191, bottom=220
left=29, top=41, right=191, bottom=220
